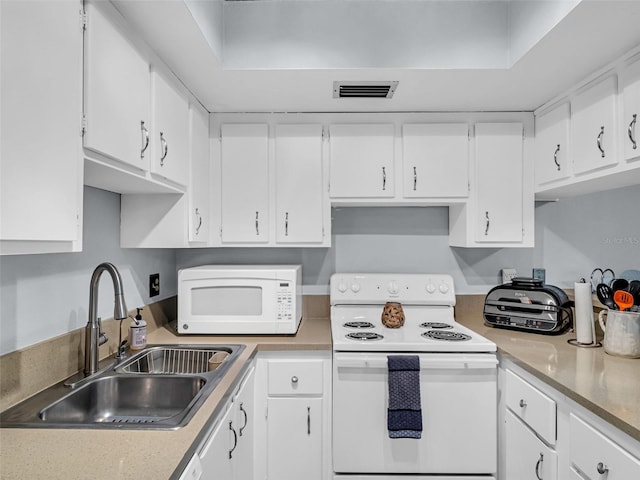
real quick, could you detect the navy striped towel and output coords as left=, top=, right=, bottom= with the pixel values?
left=387, top=355, right=422, bottom=439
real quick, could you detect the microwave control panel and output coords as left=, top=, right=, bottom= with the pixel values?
left=277, top=282, right=294, bottom=320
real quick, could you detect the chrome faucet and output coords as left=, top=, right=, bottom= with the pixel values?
left=84, top=262, right=128, bottom=375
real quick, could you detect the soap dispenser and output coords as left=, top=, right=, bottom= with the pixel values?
left=129, top=307, right=147, bottom=350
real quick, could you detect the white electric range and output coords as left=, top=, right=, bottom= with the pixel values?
left=330, top=273, right=498, bottom=480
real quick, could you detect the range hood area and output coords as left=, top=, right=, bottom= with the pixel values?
left=112, top=0, right=640, bottom=113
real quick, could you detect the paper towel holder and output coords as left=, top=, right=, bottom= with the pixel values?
left=567, top=338, right=601, bottom=348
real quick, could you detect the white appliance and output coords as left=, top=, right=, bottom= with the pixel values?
left=178, top=265, right=302, bottom=334
left=331, top=273, right=498, bottom=479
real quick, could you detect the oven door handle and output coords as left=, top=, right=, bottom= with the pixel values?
left=334, top=353, right=498, bottom=369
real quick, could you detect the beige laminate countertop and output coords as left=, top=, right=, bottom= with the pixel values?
left=0, top=316, right=331, bottom=480
left=455, top=296, right=640, bottom=442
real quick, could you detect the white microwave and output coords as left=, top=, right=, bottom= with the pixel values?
left=178, top=265, right=302, bottom=335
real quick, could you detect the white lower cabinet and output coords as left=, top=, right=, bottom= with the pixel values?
left=267, top=397, right=323, bottom=480
left=500, top=360, right=640, bottom=480
left=569, top=413, right=640, bottom=480
left=254, top=351, right=332, bottom=480
left=197, top=363, right=255, bottom=480
left=505, top=410, right=558, bottom=480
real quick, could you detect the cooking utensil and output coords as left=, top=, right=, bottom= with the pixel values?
left=596, top=283, right=617, bottom=309
left=614, top=290, right=634, bottom=311
left=628, top=280, right=640, bottom=306
left=590, top=268, right=615, bottom=293
left=611, top=278, right=630, bottom=293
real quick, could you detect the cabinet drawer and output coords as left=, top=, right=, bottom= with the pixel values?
left=505, top=369, right=557, bottom=444
left=505, top=410, right=558, bottom=480
left=268, top=359, right=323, bottom=395
left=570, top=414, right=640, bottom=480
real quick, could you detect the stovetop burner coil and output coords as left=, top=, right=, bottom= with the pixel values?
left=346, top=332, right=384, bottom=341
left=343, top=321, right=375, bottom=329
left=422, top=330, right=472, bottom=341
left=419, top=322, right=453, bottom=329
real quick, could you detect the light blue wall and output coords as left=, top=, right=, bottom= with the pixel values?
left=1, top=184, right=638, bottom=355
left=0, top=187, right=176, bottom=355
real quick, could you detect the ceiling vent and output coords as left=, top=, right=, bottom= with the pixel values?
left=333, top=81, right=398, bottom=99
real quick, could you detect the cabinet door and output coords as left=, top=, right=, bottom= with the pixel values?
left=233, top=366, right=255, bottom=480
left=329, top=124, right=395, bottom=198
left=189, top=102, right=210, bottom=243
left=275, top=124, right=325, bottom=243
left=83, top=1, right=150, bottom=170
left=571, top=75, right=618, bottom=174
left=0, top=0, right=82, bottom=252
left=621, top=56, right=640, bottom=161
left=535, top=103, right=571, bottom=186
left=199, top=404, right=236, bottom=479
left=402, top=123, right=469, bottom=198
left=150, top=71, right=189, bottom=186
left=474, top=123, right=524, bottom=243
left=505, top=410, right=558, bottom=480
left=220, top=124, right=269, bottom=243
left=267, top=398, right=323, bottom=480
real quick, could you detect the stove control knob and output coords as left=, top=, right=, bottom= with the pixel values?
left=337, top=281, right=348, bottom=293
left=439, top=283, right=450, bottom=294
left=350, top=283, right=361, bottom=293
left=387, top=281, right=399, bottom=295
left=426, top=283, right=436, bottom=294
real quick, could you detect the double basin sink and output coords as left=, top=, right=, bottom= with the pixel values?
left=0, top=344, right=244, bottom=429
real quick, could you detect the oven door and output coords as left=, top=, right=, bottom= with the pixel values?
left=332, top=352, right=497, bottom=475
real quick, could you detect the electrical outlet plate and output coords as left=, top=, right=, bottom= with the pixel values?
left=502, top=268, right=517, bottom=284
left=149, top=273, right=160, bottom=297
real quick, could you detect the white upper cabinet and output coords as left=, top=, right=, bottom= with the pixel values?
left=534, top=103, right=571, bottom=187
left=329, top=124, right=395, bottom=199
left=83, top=1, right=150, bottom=172
left=620, top=55, right=640, bottom=162
left=188, top=102, right=210, bottom=243
left=449, top=121, right=532, bottom=248
left=150, top=70, right=189, bottom=187
left=402, top=123, right=469, bottom=198
left=220, top=124, right=270, bottom=244
left=0, top=0, right=83, bottom=255
left=474, top=123, right=525, bottom=243
left=571, top=75, right=618, bottom=175
left=275, top=125, right=326, bottom=244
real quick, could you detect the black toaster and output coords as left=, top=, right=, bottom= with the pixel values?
left=483, top=277, right=573, bottom=335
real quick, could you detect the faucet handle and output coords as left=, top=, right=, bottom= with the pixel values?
left=97, top=317, right=108, bottom=346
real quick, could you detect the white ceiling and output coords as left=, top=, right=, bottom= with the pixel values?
left=113, top=0, right=640, bottom=113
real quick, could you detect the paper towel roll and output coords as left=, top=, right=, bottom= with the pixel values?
left=574, top=281, right=595, bottom=345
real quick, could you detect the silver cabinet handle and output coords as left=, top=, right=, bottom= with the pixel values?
left=194, top=208, right=202, bottom=235
left=382, top=166, right=386, bottom=191
left=596, top=462, right=608, bottom=475
left=228, top=421, right=238, bottom=459
left=140, top=121, right=149, bottom=159
left=413, top=166, right=417, bottom=191
left=239, top=402, right=248, bottom=437
left=307, top=406, right=311, bottom=435
left=597, top=126, right=605, bottom=158
left=629, top=114, right=638, bottom=150
left=553, top=144, right=561, bottom=171
left=159, top=132, right=168, bottom=166
left=484, top=211, right=490, bottom=236
left=255, top=211, right=259, bottom=236
left=519, top=399, right=527, bottom=408
left=291, top=376, right=298, bottom=384
left=285, top=212, right=289, bottom=236
left=535, top=453, right=544, bottom=480
left=596, top=462, right=609, bottom=475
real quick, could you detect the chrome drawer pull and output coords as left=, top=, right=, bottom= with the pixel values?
left=239, top=402, right=248, bottom=437
left=382, top=166, right=387, bottom=191
left=535, top=453, right=544, bottom=480
left=519, top=399, right=527, bottom=408
left=553, top=144, right=561, bottom=171
left=596, top=462, right=608, bottom=475
left=291, top=376, right=298, bottom=384
left=140, top=121, right=149, bottom=159
left=160, top=132, right=168, bottom=165
left=229, top=421, right=238, bottom=459
left=629, top=114, right=637, bottom=150
left=597, top=126, right=605, bottom=158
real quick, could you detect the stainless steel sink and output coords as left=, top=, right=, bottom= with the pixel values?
left=39, top=375, right=206, bottom=426
left=0, top=344, right=244, bottom=429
